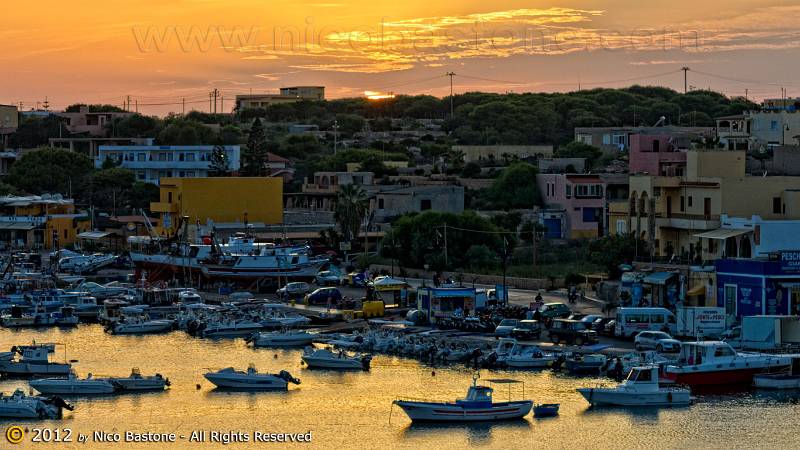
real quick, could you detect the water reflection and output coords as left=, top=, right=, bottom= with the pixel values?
left=401, top=420, right=532, bottom=446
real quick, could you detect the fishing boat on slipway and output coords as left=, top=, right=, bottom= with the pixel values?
left=129, top=233, right=327, bottom=282
left=392, top=374, right=532, bottom=422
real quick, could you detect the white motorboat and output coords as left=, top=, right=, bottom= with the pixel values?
left=0, top=344, right=72, bottom=376
left=392, top=374, right=532, bottom=422
left=0, top=389, right=73, bottom=419
left=108, top=316, right=174, bottom=334
left=204, top=365, right=301, bottom=390
left=199, top=319, right=264, bottom=338
left=30, top=371, right=117, bottom=395
left=178, top=290, right=203, bottom=304
left=577, top=365, right=692, bottom=407
left=301, top=347, right=372, bottom=370
left=247, top=330, right=314, bottom=347
left=493, top=338, right=556, bottom=369
left=108, top=368, right=170, bottom=391
left=662, top=341, right=791, bottom=387
left=564, top=353, right=608, bottom=375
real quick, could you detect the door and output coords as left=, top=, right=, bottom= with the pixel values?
left=724, top=284, right=737, bottom=326
left=666, top=196, right=672, bottom=218
left=704, top=198, right=712, bottom=219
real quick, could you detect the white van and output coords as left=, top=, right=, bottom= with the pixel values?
left=615, top=307, right=676, bottom=338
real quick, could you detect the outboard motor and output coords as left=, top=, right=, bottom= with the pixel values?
left=278, top=370, right=301, bottom=385
left=361, top=355, right=372, bottom=371
left=47, top=396, right=75, bottom=411
left=552, top=354, right=566, bottom=370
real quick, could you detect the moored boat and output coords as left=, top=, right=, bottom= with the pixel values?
left=30, top=371, right=117, bottom=395
left=392, top=375, right=532, bottom=422
left=754, top=358, right=800, bottom=389
left=578, top=365, right=692, bottom=407
left=108, top=368, right=170, bottom=391
left=247, top=330, right=314, bottom=347
left=0, top=343, right=72, bottom=376
left=661, top=341, right=791, bottom=387
left=0, top=389, right=73, bottom=419
left=204, top=365, right=301, bottom=390
left=301, top=347, right=371, bottom=370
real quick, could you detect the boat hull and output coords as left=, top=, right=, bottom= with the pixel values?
left=505, top=358, right=554, bottom=369
left=0, top=362, right=72, bottom=375
left=253, top=335, right=314, bottom=347
left=204, top=374, right=288, bottom=390
left=111, top=378, right=168, bottom=391
left=301, top=357, right=367, bottom=370
left=663, top=366, right=787, bottom=387
left=577, top=388, right=691, bottom=406
left=30, top=381, right=116, bottom=395
left=393, top=400, right=532, bottom=422
left=753, top=373, right=800, bottom=390
left=112, top=321, right=173, bottom=334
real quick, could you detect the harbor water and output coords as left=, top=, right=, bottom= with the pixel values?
left=1, top=325, right=799, bottom=449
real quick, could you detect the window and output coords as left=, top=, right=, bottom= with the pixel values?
left=63, top=229, right=68, bottom=239
left=688, top=196, right=693, bottom=207
left=420, top=199, right=432, bottom=210
left=625, top=314, right=649, bottom=324
left=137, top=153, right=146, bottom=161
left=680, top=196, right=685, bottom=212
left=771, top=120, right=778, bottom=130
left=773, top=197, right=782, bottom=214
left=186, top=153, right=195, bottom=162
left=650, top=314, right=664, bottom=324
left=575, top=184, right=603, bottom=198
left=378, top=198, right=384, bottom=209
left=565, top=185, right=572, bottom=198
left=616, top=219, right=626, bottom=235
left=185, top=171, right=195, bottom=177
left=602, top=134, right=611, bottom=145
left=582, top=207, right=600, bottom=223
left=168, top=192, right=173, bottom=203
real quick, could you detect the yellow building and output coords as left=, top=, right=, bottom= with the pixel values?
left=0, top=195, right=88, bottom=250
left=628, top=150, right=800, bottom=260
left=151, top=177, right=284, bottom=236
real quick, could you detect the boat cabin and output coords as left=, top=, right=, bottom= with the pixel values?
left=676, top=341, right=736, bottom=366
left=623, top=366, right=659, bottom=387
left=457, top=385, right=494, bottom=407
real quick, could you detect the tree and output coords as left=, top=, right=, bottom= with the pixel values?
left=65, top=104, right=125, bottom=113
left=110, top=114, right=160, bottom=138
left=334, top=184, right=368, bottom=242
left=157, top=118, right=216, bottom=145
left=554, top=141, right=603, bottom=168
left=242, top=118, right=267, bottom=176
left=83, top=168, right=136, bottom=213
left=0, top=182, right=20, bottom=196
left=8, top=116, right=68, bottom=149
left=465, top=245, right=497, bottom=270
left=6, top=147, right=94, bottom=196
left=587, top=234, right=644, bottom=279
left=208, top=144, right=230, bottom=176
left=461, top=161, right=482, bottom=178
left=477, top=162, right=542, bottom=209
left=219, top=125, right=243, bottom=145
left=128, top=182, right=160, bottom=212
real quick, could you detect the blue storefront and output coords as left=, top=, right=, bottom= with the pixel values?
left=715, top=251, right=800, bottom=322
left=417, top=287, right=483, bottom=323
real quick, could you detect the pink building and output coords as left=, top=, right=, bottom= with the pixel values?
left=629, top=134, right=688, bottom=176
left=537, top=174, right=606, bottom=239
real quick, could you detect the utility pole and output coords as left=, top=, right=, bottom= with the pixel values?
left=213, top=88, right=219, bottom=114
left=443, top=224, right=448, bottom=268
left=182, top=98, right=186, bottom=114
left=681, top=67, right=690, bottom=94
left=446, top=72, right=456, bottom=118
left=532, top=227, right=538, bottom=277
left=221, top=96, right=224, bottom=113
left=135, top=100, right=138, bottom=113
left=333, top=119, right=339, bottom=154
left=745, top=89, right=749, bottom=101
left=209, top=92, right=213, bottom=113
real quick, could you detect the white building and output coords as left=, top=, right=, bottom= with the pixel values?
left=96, top=145, right=241, bottom=185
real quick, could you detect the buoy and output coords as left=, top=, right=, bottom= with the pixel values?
left=196, top=384, right=201, bottom=390
left=431, top=370, right=436, bottom=377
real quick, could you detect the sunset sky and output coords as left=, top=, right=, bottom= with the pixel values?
left=3, top=0, right=800, bottom=115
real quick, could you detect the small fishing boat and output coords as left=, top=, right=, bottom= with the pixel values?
left=577, top=365, right=691, bottom=407
left=301, top=347, right=372, bottom=370
left=108, top=368, right=170, bottom=391
left=199, top=318, right=264, bottom=338
left=0, top=343, right=72, bottom=376
left=493, top=340, right=556, bottom=369
left=30, top=371, right=117, bottom=395
left=565, top=353, right=607, bottom=375
left=533, top=403, right=560, bottom=417
left=754, top=358, right=800, bottom=390
left=204, top=365, right=301, bottom=390
left=0, top=389, right=73, bottom=419
left=392, top=374, right=532, bottom=422
left=247, top=330, right=314, bottom=347
left=106, top=307, right=174, bottom=334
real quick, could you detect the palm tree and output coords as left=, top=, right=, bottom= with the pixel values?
left=335, top=184, right=368, bottom=243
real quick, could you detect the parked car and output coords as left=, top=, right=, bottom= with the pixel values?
left=511, top=320, right=541, bottom=340
left=494, top=319, right=520, bottom=336
left=579, top=314, right=603, bottom=326
left=634, top=331, right=681, bottom=352
left=548, top=319, right=599, bottom=346
left=304, top=287, right=343, bottom=305
left=592, top=317, right=614, bottom=333
left=539, top=303, right=571, bottom=320
left=603, top=319, right=617, bottom=336
left=315, top=271, right=343, bottom=286
left=276, top=282, right=310, bottom=300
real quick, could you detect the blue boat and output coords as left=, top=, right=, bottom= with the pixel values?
left=533, top=403, right=559, bottom=417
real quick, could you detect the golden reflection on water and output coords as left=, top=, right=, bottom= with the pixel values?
left=1, top=325, right=799, bottom=449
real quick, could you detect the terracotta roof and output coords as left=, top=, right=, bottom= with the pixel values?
left=267, top=152, right=290, bottom=163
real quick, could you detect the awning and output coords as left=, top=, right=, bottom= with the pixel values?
left=424, top=288, right=476, bottom=298
left=687, top=284, right=706, bottom=296
left=643, top=272, right=677, bottom=285
left=0, top=222, right=37, bottom=230
left=694, top=228, right=751, bottom=240
left=78, top=231, right=116, bottom=240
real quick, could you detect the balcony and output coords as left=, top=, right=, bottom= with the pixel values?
left=655, top=213, right=720, bottom=230
left=150, top=202, right=178, bottom=213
